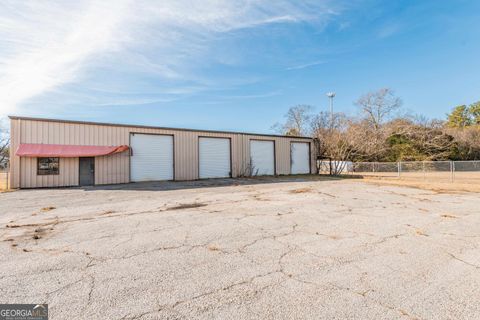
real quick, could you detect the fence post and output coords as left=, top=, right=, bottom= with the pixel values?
left=450, top=161, right=454, bottom=183
left=397, top=161, right=401, bottom=178
left=452, top=161, right=455, bottom=182
left=423, top=161, right=426, bottom=180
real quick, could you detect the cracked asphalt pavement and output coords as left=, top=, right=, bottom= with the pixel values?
left=1, top=177, right=479, bottom=319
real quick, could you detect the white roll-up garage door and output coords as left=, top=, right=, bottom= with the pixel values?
left=130, top=133, right=174, bottom=182
left=199, top=137, right=231, bottom=179
left=291, top=142, right=310, bottom=174
left=250, top=140, right=275, bottom=176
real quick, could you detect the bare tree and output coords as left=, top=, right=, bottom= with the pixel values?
left=311, top=111, right=361, bottom=174
left=272, top=105, right=313, bottom=136
left=0, top=124, right=9, bottom=169
left=355, top=88, right=402, bottom=131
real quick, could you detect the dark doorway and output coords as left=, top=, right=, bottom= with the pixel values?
left=79, top=157, right=95, bottom=186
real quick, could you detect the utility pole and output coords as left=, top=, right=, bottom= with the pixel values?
left=326, top=92, right=335, bottom=127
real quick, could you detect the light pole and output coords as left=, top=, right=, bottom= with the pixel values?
left=326, top=92, right=335, bottom=126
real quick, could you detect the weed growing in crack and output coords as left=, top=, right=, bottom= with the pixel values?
left=207, top=244, right=220, bottom=251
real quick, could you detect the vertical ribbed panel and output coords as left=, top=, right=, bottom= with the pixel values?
left=9, top=118, right=314, bottom=188
left=291, top=142, right=310, bottom=174
left=130, top=134, right=174, bottom=181
left=199, top=137, right=231, bottom=178
left=250, top=140, right=275, bottom=175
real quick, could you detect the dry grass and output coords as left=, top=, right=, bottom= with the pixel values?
left=415, top=229, right=429, bottom=237
left=358, top=176, right=480, bottom=193
left=0, top=172, right=8, bottom=191
left=207, top=244, right=220, bottom=251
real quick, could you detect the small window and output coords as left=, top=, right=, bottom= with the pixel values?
left=37, top=157, right=59, bottom=175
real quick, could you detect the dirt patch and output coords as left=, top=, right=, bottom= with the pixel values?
left=290, top=188, right=313, bottom=194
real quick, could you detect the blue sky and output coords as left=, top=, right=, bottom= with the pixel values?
left=0, top=0, right=479, bottom=133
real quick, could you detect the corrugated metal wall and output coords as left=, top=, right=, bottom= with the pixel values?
left=9, top=118, right=315, bottom=188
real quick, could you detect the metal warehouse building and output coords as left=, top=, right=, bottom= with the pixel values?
left=9, top=116, right=315, bottom=189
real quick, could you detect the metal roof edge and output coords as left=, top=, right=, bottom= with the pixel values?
left=8, top=115, right=313, bottom=140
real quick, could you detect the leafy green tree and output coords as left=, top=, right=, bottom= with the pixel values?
left=446, top=105, right=472, bottom=128
left=385, top=134, right=424, bottom=161
left=469, top=101, right=480, bottom=125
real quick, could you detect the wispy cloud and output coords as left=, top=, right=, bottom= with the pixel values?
left=377, top=22, right=403, bottom=39
left=0, top=0, right=339, bottom=116
left=286, top=60, right=327, bottom=70
left=0, top=1, right=131, bottom=115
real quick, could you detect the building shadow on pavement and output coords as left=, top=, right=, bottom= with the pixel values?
left=79, top=175, right=356, bottom=192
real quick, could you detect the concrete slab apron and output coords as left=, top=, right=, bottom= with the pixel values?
left=0, top=178, right=479, bottom=319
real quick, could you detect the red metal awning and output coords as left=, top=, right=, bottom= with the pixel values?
left=16, top=143, right=129, bottom=158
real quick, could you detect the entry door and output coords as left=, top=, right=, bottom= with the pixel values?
left=79, top=157, right=95, bottom=186
left=199, top=137, right=231, bottom=179
left=250, top=140, right=275, bottom=175
left=130, top=133, right=174, bottom=182
left=291, top=142, right=310, bottom=174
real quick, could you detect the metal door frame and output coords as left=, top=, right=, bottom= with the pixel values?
left=79, top=157, right=95, bottom=186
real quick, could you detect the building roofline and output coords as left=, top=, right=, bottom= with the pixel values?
left=8, top=115, right=313, bottom=140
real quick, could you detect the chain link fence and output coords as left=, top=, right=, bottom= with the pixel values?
left=318, top=160, right=353, bottom=175
left=341, top=161, right=480, bottom=183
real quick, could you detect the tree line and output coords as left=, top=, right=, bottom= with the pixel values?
left=274, top=88, right=480, bottom=162
left=0, top=89, right=478, bottom=169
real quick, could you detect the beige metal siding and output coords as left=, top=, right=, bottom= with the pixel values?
left=240, top=136, right=315, bottom=175
left=9, top=118, right=314, bottom=188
